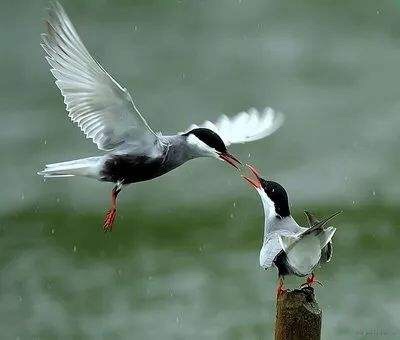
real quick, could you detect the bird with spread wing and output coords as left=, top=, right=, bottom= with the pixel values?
left=38, top=2, right=284, bottom=231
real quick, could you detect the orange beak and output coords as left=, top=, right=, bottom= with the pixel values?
left=242, top=164, right=262, bottom=188
left=219, top=152, right=242, bottom=170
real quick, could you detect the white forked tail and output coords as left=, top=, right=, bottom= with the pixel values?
left=37, top=156, right=103, bottom=178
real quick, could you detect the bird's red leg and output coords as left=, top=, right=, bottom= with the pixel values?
left=103, top=184, right=122, bottom=232
left=276, top=276, right=288, bottom=297
left=300, top=273, right=323, bottom=288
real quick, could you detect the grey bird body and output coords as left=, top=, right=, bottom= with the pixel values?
left=99, top=135, right=195, bottom=184
left=39, top=133, right=229, bottom=184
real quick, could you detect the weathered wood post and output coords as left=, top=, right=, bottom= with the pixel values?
left=274, top=286, right=322, bottom=340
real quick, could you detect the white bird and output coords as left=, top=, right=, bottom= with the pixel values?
left=242, top=165, right=341, bottom=296
left=37, top=2, right=284, bottom=231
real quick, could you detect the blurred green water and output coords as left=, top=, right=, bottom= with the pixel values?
left=2, top=203, right=400, bottom=339
left=1, top=0, right=400, bottom=338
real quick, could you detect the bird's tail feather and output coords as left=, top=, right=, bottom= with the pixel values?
left=37, top=156, right=103, bottom=178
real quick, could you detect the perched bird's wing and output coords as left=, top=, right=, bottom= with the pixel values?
left=41, top=2, right=158, bottom=151
left=260, top=231, right=294, bottom=269
left=278, top=224, right=337, bottom=276
left=320, top=241, right=333, bottom=263
left=303, top=210, right=340, bottom=263
left=304, top=210, right=319, bottom=226
left=318, top=226, right=336, bottom=249
left=278, top=232, right=322, bottom=276
left=300, top=211, right=342, bottom=237
left=181, top=107, right=283, bottom=146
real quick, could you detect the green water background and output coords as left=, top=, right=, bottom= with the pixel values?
left=1, top=0, right=400, bottom=338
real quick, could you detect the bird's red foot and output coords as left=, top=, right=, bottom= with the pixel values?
left=103, top=208, right=117, bottom=232
left=277, top=285, right=289, bottom=298
left=103, top=184, right=122, bottom=232
left=276, top=277, right=289, bottom=298
left=300, top=273, right=323, bottom=288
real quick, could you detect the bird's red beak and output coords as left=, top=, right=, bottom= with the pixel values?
left=219, top=152, right=242, bottom=170
left=242, top=164, right=262, bottom=188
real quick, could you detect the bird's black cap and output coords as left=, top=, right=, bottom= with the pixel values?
left=183, top=128, right=227, bottom=153
left=259, top=179, right=290, bottom=218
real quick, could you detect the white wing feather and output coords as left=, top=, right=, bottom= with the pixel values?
left=183, top=107, right=283, bottom=146
left=260, top=235, right=283, bottom=269
left=41, top=2, right=156, bottom=151
left=260, top=230, right=297, bottom=269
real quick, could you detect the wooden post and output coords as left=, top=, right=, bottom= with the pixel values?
left=274, top=286, right=322, bottom=340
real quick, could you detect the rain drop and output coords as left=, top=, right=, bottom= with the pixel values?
left=372, top=190, right=376, bottom=196
left=233, top=202, right=236, bottom=208
left=73, top=245, right=77, bottom=252
left=51, top=228, right=55, bottom=235
left=46, top=281, right=52, bottom=290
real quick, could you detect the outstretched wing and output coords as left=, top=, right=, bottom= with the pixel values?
left=42, top=1, right=157, bottom=151
left=182, top=107, right=283, bottom=146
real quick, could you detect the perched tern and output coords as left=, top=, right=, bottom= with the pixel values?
left=37, top=2, right=283, bottom=231
left=243, top=165, right=341, bottom=296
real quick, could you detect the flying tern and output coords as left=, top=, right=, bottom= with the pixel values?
left=37, top=2, right=283, bottom=231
